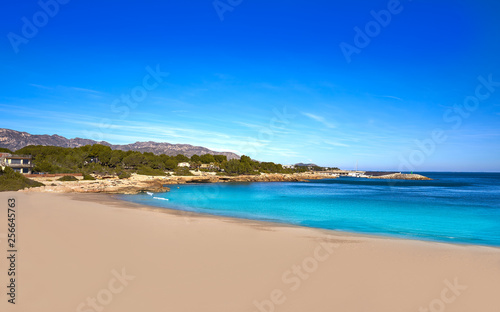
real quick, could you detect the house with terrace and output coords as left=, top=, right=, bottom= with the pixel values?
left=0, top=153, right=34, bottom=174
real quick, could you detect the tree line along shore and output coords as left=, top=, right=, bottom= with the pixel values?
left=0, top=145, right=430, bottom=193
left=0, top=144, right=333, bottom=192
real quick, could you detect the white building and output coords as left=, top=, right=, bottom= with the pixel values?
left=178, top=162, right=190, bottom=168
left=0, top=153, right=33, bottom=174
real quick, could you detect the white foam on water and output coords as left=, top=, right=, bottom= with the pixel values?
left=153, top=197, right=169, bottom=201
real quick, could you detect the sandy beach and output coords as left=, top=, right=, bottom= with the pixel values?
left=0, top=192, right=499, bottom=312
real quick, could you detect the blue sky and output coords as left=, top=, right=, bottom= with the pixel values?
left=1, top=0, right=499, bottom=171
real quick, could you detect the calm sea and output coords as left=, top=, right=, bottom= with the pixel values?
left=119, top=172, right=500, bottom=246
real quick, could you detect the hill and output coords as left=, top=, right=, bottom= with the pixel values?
left=0, top=128, right=239, bottom=159
left=294, top=163, right=318, bottom=167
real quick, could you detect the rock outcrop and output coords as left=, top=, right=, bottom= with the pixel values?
left=19, top=173, right=330, bottom=194
left=368, top=173, right=432, bottom=180
left=19, top=172, right=432, bottom=194
left=20, top=176, right=170, bottom=194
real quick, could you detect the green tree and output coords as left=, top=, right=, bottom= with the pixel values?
left=122, top=153, right=145, bottom=168
left=108, top=150, right=124, bottom=167
left=89, top=144, right=112, bottom=157
left=214, top=155, right=227, bottom=163
left=99, top=149, right=113, bottom=165
left=200, top=154, right=215, bottom=164
left=240, top=155, right=252, bottom=163
left=238, top=161, right=253, bottom=174
left=33, top=160, right=59, bottom=173
left=223, top=159, right=240, bottom=175
left=175, top=154, right=189, bottom=163
left=190, top=154, right=201, bottom=162
left=163, top=158, right=178, bottom=170
left=136, top=166, right=166, bottom=176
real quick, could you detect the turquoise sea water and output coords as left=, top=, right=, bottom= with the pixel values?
left=119, top=172, right=500, bottom=246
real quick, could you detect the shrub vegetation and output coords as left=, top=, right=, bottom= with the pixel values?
left=57, top=175, right=79, bottom=181
left=82, top=174, right=96, bottom=180
left=0, top=167, right=44, bottom=191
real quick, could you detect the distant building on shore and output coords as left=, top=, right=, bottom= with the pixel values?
left=84, top=157, right=100, bottom=165
left=283, top=165, right=295, bottom=169
left=178, top=162, right=190, bottom=168
left=200, top=163, right=219, bottom=170
left=0, top=153, right=34, bottom=174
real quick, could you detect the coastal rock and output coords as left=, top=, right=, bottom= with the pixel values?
left=368, top=173, right=432, bottom=180
left=18, top=171, right=433, bottom=194
left=18, top=172, right=331, bottom=194
left=19, top=176, right=170, bottom=194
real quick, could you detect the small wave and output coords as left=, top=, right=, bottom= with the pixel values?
left=153, top=197, right=169, bottom=201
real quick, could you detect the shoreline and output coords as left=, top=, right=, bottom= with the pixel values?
left=20, top=172, right=330, bottom=194
left=19, top=171, right=432, bottom=194
left=113, top=193, right=500, bottom=249
left=7, top=189, right=500, bottom=252
left=1, top=192, right=499, bottom=312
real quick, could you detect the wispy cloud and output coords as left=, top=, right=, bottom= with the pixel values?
left=233, top=121, right=263, bottom=129
left=352, top=152, right=384, bottom=158
left=323, top=140, right=349, bottom=147
left=0, top=104, right=97, bottom=123
left=29, top=83, right=53, bottom=90
left=382, top=95, right=403, bottom=101
left=69, top=87, right=103, bottom=94
left=254, top=83, right=282, bottom=91
left=232, top=120, right=292, bottom=135
left=301, top=112, right=336, bottom=128
left=369, top=94, right=403, bottom=101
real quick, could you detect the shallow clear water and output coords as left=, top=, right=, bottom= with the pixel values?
left=119, top=172, right=500, bottom=246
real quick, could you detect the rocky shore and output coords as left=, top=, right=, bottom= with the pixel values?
left=19, top=172, right=331, bottom=194
left=19, top=172, right=432, bottom=194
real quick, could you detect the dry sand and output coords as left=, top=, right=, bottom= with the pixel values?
left=0, top=192, right=499, bottom=312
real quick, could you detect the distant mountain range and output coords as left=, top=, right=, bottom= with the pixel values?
left=0, top=128, right=239, bottom=159
left=294, top=163, right=319, bottom=167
